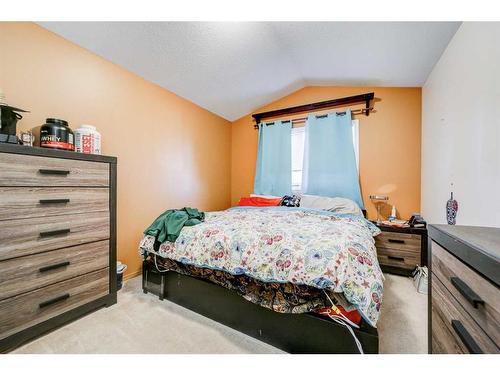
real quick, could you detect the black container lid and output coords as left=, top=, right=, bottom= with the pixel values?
left=46, top=118, right=68, bottom=127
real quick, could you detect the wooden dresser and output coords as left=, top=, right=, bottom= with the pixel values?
left=374, top=224, right=427, bottom=276
left=429, top=225, right=499, bottom=354
left=0, top=143, right=117, bottom=352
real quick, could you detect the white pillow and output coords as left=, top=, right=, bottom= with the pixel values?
left=250, top=193, right=281, bottom=199
left=300, top=194, right=363, bottom=216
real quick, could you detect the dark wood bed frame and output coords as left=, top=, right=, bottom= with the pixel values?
left=142, top=258, right=379, bottom=354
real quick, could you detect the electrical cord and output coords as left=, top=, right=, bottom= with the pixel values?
left=323, top=291, right=360, bottom=328
left=154, top=254, right=169, bottom=273
left=328, top=315, right=364, bottom=354
left=323, top=291, right=364, bottom=354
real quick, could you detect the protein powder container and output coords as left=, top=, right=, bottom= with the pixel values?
left=74, top=124, right=101, bottom=154
left=40, top=118, right=75, bottom=151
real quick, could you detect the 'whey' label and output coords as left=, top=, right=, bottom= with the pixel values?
left=40, top=130, right=74, bottom=151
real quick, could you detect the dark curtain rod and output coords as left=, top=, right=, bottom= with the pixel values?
left=261, top=107, right=375, bottom=126
left=252, top=92, right=374, bottom=129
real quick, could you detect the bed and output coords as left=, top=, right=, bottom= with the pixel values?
left=139, top=205, right=384, bottom=353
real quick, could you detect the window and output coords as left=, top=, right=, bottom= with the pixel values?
left=291, top=119, right=359, bottom=192
left=291, top=127, right=305, bottom=191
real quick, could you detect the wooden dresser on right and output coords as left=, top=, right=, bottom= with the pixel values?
left=428, top=225, right=499, bottom=354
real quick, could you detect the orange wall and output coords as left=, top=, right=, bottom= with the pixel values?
left=231, top=86, right=421, bottom=220
left=0, top=22, right=232, bottom=278
left=0, top=23, right=421, bottom=276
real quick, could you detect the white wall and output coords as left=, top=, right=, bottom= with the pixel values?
left=422, top=22, right=500, bottom=227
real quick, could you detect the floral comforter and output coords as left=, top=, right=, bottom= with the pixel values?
left=139, top=206, right=384, bottom=326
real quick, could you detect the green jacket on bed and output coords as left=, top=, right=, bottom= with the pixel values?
left=144, top=207, right=205, bottom=243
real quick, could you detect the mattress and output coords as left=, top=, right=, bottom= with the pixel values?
left=139, top=206, right=383, bottom=326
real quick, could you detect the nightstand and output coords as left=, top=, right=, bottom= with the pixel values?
left=373, top=223, right=428, bottom=276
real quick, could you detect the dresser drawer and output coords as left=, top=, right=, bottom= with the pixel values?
left=377, top=246, right=419, bottom=270
left=375, top=232, right=421, bottom=253
left=0, top=211, right=109, bottom=261
left=0, top=240, right=109, bottom=300
left=432, top=241, right=500, bottom=345
left=0, top=153, right=109, bottom=187
left=431, top=275, right=498, bottom=353
left=0, top=268, right=109, bottom=340
left=0, top=187, right=109, bottom=221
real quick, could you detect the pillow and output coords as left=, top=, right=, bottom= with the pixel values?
left=300, top=194, right=363, bottom=216
left=238, top=196, right=282, bottom=207
left=250, top=193, right=281, bottom=199
left=279, top=195, right=301, bottom=207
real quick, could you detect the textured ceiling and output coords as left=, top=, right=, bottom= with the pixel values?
left=39, top=22, right=460, bottom=121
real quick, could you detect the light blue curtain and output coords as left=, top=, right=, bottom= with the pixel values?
left=302, top=110, right=364, bottom=208
left=254, top=120, right=292, bottom=196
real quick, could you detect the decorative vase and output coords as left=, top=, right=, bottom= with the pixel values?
left=446, top=192, right=458, bottom=225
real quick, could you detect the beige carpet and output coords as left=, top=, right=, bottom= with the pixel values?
left=13, top=274, right=427, bottom=354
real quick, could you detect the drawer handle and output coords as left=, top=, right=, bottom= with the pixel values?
left=39, top=261, right=71, bottom=273
left=39, top=293, right=70, bottom=309
left=39, top=198, right=70, bottom=204
left=388, top=239, right=405, bottom=244
left=39, top=169, right=70, bottom=175
left=39, top=228, right=70, bottom=238
left=450, top=277, right=485, bottom=309
left=388, top=255, right=405, bottom=262
left=451, top=320, right=483, bottom=354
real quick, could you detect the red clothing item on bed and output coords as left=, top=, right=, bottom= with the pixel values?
left=316, top=306, right=362, bottom=325
left=238, top=196, right=282, bottom=207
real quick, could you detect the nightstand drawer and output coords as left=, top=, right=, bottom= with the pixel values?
left=375, top=231, right=421, bottom=253
left=431, top=275, right=498, bottom=354
left=377, top=246, right=419, bottom=270
left=432, top=241, right=500, bottom=345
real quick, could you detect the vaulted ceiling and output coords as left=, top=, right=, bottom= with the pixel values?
left=39, top=22, right=460, bottom=121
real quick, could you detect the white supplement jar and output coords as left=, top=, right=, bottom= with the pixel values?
left=75, top=124, right=101, bottom=154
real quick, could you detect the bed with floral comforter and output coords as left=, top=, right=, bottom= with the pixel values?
left=139, top=206, right=383, bottom=326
